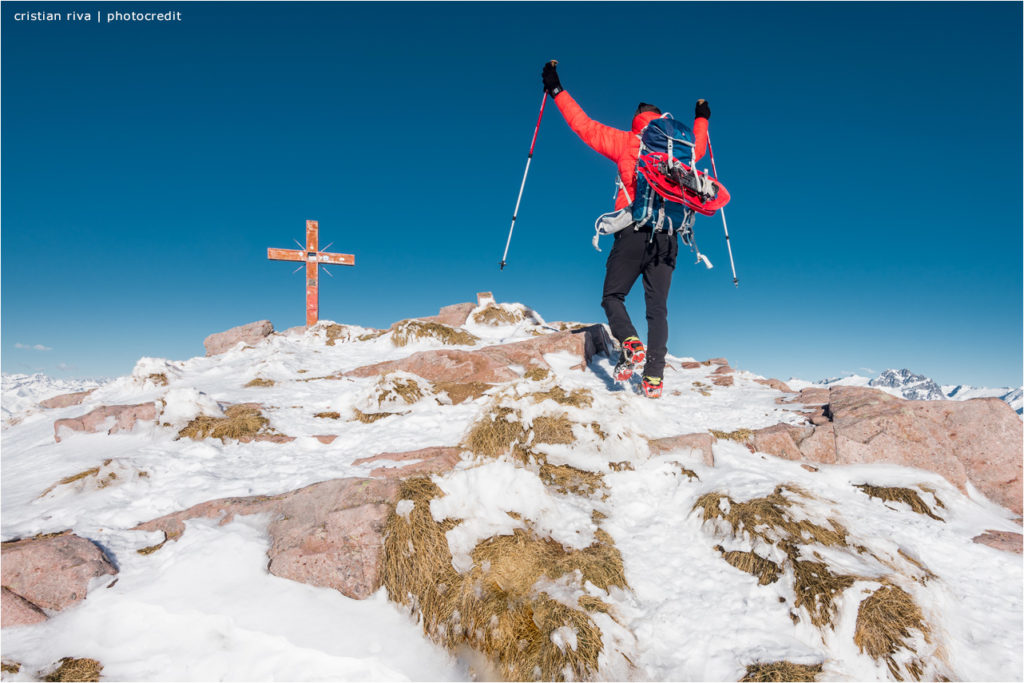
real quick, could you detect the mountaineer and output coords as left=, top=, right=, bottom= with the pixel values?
left=542, top=61, right=710, bottom=399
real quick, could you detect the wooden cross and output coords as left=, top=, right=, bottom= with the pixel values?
left=267, top=220, right=355, bottom=327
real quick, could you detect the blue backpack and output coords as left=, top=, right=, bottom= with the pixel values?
left=630, top=116, right=697, bottom=234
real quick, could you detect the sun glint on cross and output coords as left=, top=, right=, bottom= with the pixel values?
left=267, top=220, right=354, bottom=327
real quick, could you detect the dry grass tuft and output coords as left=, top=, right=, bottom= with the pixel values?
left=137, top=529, right=182, bottom=556
left=375, top=375, right=427, bottom=406
left=245, top=377, right=275, bottom=388
left=146, top=373, right=169, bottom=386
left=38, top=459, right=144, bottom=498
left=472, top=305, right=525, bottom=326
left=692, top=381, right=712, bottom=396
left=694, top=486, right=846, bottom=549
left=464, top=406, right=527, bottom=457
left=524, top=366, right=551, bottom=382
left=855, top=485, right=944, bottom=521
left=532, top=415, right=575, bottom=445
left=791, top=556, right=858, bottom=628
left=540, top=463, right=606, bottom=496
left=710, top=428, right=754, bottom=442
left=2, top=660, right=22, bottom=674
left=740, top=661, right=822, bottom=682
left=464, top=408, right=576, bottom=459
left=381, top=478, right=623, bottom=681
left=314, top=411, right=341, bottom=419
left=434, top=381, right=492, bottom=405
left=695, top=486, right=856, bottom=629
left=42, top=658, right=103, bottom=682
left=391, top=320, right=479, bottom=347
left=855, top=584, right=931, bottom=680
left=589, top=422, right=608, bottom=440
left=353, top=409, right=396, bottom=424
left=531, top=385, right=594, bottom=409
left=716, top=546, right=780, bottom=585
left=609, top=461, right=634, bottom=472
left=177, top=404, right=273, bottom=442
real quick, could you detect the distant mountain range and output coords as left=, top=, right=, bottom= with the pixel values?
left=814, top=368, right=1023, bottom=414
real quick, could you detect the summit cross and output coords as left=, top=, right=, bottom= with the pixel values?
left=267, top=220, right=355, bottom=327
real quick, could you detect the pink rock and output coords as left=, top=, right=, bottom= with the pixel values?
left=417, top=303, right=476, bottom=328
left=755, top=378, right=794, bottom=393
left=204, top=320, right=274, bottom=356
left=53, top=403, right=157, bottom=442
left=711, top=365, right=734, bottom=375
left=346, top=330, right=588, bottom=384
left=711, top=375, right=734, bottom=387
left=314, top=435, right=339, bottom=444
left=347, top=349, right=517, bottom=384
left=354, top=446, right=463, bottom=479
left=2, top=587, right=48, bottom=628
left=754, top=387, right=1022, bottom=514
left=1, top=532, right=117, bottom=612
left=751, top=424, right=805, bottom=462
left=706, top=357, right=729, bottom=366
left=780, top=387, right=830, bottom=407
left=680, top=362, right=703, bottom=370
left=136, top=478, right=400, bottom=599
left=972, top=530, right=1023, bottom=554
left=40, top=390, right=96, bottom=410
left=476, top=292, right=494, bottom=306
left=648, top=433, right=716, bottom=467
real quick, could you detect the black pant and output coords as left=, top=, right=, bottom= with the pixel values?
left=601, top=229, right=678, bottom=379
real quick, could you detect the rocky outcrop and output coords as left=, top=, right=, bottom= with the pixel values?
left=203, top=320, right=274, bottom=357
left=53, top=403, right=156, bottom=442
left=346, top=329, right=592, bottom=383
left=1, top=532, right=117, bottom=627
left=39, top=390, right=96, bottom=410
left=354, top=446, right=463, bottom=479
left=417, top=303, right=477, bottom=328
left=648, top=433, right=716, bottom=468
left=753, top=386, right=1023, bottom=514
left=972, top=530, right=1023, bottom=554
left=136, top=478, right=400, bottom=599
left=755, top=378, right=793, bottom=393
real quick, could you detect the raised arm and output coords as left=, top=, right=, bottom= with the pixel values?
left=542, top=61, right=631, bottom=162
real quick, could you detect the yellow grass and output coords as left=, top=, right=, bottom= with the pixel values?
left=472, top=305, right=524, bottom=326
left=695, top=486, right=856, bottom=629
left=42, top=658, right=103, bottom=682
left=177, top=404, right=273, bottom=442
left=314, top=411, right=342, bottom=419
left=353, top=409, right=395, bottom=424
left=524, top=366, right=551, bottom=382
left=531, top=385, right=594, bottom=409
left=716, top=546, right=780, bottom=585
left=381, top=477, right=626, bottom=681
left=710, top=428, right=753, bottom=442
left=855, top=485, right=944, bottom=521
left=539, top=463, right=606, bottom=497
left=391, top=320, right=479, bottom=347
left=245, top=378, right=276, bottom=387
left=740, top=661, right=822, bottom=682
left=434, top=381, right=491, bottom=405
left=855, top=584, right=931, bottom=681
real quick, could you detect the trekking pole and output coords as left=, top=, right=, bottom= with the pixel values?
left=706, top=130, right=738, bottom=287
left=500, top=65, right=555, bottom=270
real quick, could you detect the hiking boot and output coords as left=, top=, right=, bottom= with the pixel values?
left=614, top=336, right=646, bottom=381
left=642, top=376, right=663, bottom=399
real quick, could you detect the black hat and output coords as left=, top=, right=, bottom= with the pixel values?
left=635, top=102, right=662, bottom=115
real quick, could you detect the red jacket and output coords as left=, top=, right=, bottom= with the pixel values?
left=554, top=90, right=708, bottom=211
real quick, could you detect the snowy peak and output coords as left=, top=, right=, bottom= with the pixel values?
left=869, top=368, right=946, bottom=401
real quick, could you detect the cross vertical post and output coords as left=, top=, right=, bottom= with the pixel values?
left=267, top=220, right=355, bottom=327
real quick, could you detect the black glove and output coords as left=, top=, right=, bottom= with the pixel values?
left=695, top=99, right=710, bottom=120
left=542, top=61, right=562, bottom=97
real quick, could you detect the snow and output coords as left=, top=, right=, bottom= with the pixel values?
left=2, top=311, right=1021, bottom=681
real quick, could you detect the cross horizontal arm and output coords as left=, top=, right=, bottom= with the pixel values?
left=268, top=248, right=306, bottom=262
left=317, top=253, right=355, bottom=266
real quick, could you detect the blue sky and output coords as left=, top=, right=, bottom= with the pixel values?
left=2, top=2, right=1021, bottom=388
